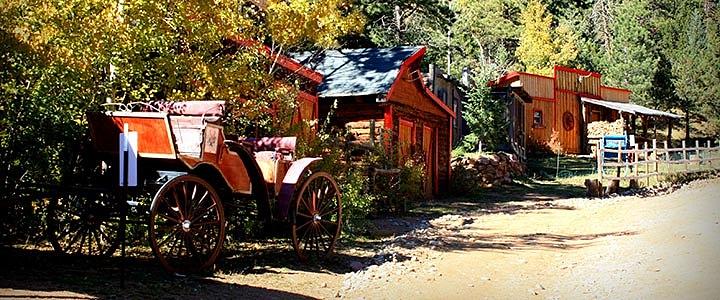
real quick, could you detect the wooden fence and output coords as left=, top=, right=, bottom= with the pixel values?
left=596, top=139, right=720, bottom=186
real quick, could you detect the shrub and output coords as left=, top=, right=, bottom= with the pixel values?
left=337, top=168, right=376, bottom=235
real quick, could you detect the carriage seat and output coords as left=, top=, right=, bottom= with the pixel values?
left=159, top=101, right=223, bottom=157
left=142, top=101, right=226, bottom=122
left=240, top=137, right=297, bottom=188
left=241, top=137, right=297, bottom=153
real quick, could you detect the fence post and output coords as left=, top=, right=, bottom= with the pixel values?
left=597, top=141, right=604, bottom=180
left=653, top=139, right=658, bottom=183
left=664, top=140, right=669, bottom=175
left=709, top=140, right=713, bottom=168
left=634, top=144, right=640, bottom=176
left=617, top=142, right=623, bottom=182
left=682, top=140, right=688, bottom=171
left=644, top=141, right=650, bottom=186
left=628, top=144, right=639, bottom=188
left=694, top=140, right=700, bottom=171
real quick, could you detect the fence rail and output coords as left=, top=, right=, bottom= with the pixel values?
left=597, top=139, right=720, bottom=185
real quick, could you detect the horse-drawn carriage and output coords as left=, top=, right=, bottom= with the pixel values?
left=45, top=101, right=342, bottom=273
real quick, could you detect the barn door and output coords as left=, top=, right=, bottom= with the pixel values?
left=423, top=126, right=434, bottom=198
left=399, top=119, right=414, bottom=160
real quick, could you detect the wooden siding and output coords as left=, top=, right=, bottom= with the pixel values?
left=422, top=125, right=434, bottom=197
left=526, top=100, right=555, bottom=146
left=346, top=119, right=383, bottom=143
left=519, top=73, right=554, bottom=99
left=320, top=99, right=384, bottom=127
left=393, top=103, right=449, bottom=195
left=556, top=92, right=581, bottom=153
left=601, top=86, right=631, bottom=103
left=388, top=64, right=446, bottom=117
left=554, top=67, right=601, bottom=97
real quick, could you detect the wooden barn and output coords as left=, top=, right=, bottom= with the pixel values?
left=489, top=66, right=680, bottom=155
left=292, top=46, right=456, bottom=196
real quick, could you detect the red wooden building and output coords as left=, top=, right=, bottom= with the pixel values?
left=293, top=46, right=456, bottom=196
left=490, top=66, right=679, bottom=155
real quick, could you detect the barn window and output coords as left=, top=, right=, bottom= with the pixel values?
left=562, top=111, right=575, bottom=131
left=533, top=110, right=544, bottom=128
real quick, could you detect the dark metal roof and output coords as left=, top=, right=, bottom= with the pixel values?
left=581, top=97, right=681, bottom=119
left=291, top=46, right=424, bottom=98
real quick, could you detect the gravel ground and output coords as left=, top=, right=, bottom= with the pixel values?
left=2, top=178, right=719, bottom=299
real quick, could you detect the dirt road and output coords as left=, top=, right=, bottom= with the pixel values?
left=338, top=179, right=720, bottom=299
left=2, top=179, right=719, bottom=299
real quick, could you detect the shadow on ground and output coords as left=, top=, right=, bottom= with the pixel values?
left=399, top=230, right=638, bottom=253
left=0, top=245, right=358, bottom=299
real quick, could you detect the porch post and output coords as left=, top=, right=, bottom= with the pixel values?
left=667, top=117, right=673, bottom=145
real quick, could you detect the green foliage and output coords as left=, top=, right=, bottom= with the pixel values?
left=358, top=0, right=452, bottom=65
left=0, top=0, right=365, bottom=243
left=336, top=168, right=376, bottom=235
left=599, top=0, right=657, bottom=105
left=448, top=0, right=520, bottom=77
left=515, top=0, right=578, bottom=76
left=461, top=72, right=509, bottom=152
left=668, top=8, right=716, bottom=139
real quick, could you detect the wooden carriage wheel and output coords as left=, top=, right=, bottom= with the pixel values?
left=291, top=172, right=342, bottom=262
left=149, top=174, right=225, bottom=273
left=46, top=190, right=121, bottom=256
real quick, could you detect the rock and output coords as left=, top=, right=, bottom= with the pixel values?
left=349, top=261, right=364, bottom=271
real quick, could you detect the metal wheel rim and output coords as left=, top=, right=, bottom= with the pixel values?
left=149, top=175, right=225, bottom=273
left=291, top=172, right=342, bottom=262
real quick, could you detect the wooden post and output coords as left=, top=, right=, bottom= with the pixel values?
left=597, top=140, right=604, bottom=180
left=695, top=140, right=700, bottom=171
left=709, top=140, right=713, bottom=168
left=653, top=117, right=658, bottom=140
left=682, top=140, right=688, bottom=171
left=631, top=144, right=639, bottom=188
left=667, top=117, right=673, bottom=144
left=653, top=139, right=658, bottom=183
left=664, top=140, right=670, bottom=175
left=369, top=119, right=376, bottom=146
left=644, top=141, right=650, bottom=186
left=618, top=142, right=622, bottom=178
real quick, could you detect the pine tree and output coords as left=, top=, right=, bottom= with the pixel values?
left=669, top=9, right=714, bottom=140
left=600, top=0, right=657, bottom=106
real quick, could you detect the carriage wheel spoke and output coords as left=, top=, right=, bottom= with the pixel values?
left=150, top=175, right=224, bottom=273
left=319, top=205, right=338, bottom=218
left=296, top=220, right=313, bottom=232
left=191, top=220, right=220, bottom=227
left=292, top=172, right=341, bottom=262
left=158, top=213, right=180, bottom=224
left=190, top=202, right=217, bottom=223
left=171, top=188, right=186, bottom=220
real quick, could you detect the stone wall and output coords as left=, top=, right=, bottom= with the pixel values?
left=451, top=152, right=525, bottom=194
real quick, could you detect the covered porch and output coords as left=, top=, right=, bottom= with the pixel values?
left=581, top=97, right=682, bottom=154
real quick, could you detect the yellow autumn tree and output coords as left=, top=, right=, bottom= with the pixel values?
left=266, top=0, right=364, bottom=48
left=0, top=0, right=366, bottom=191
left=515, top=0, right=578, bottom=76
left=1, top=0, right=364, bottom=132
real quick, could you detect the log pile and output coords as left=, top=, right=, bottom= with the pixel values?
left=451, top=152, right=525, bottom=193
left=587, top=119, right=625, bottom=137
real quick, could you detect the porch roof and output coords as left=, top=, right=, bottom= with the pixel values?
left=581, top=97, right=681, bottom=119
